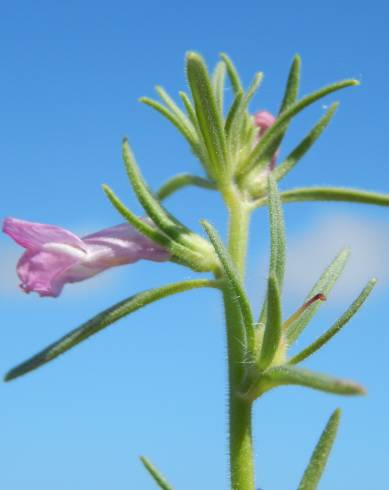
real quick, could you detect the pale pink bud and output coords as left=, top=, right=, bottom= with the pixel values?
left=253, top=110, right=278, bottom=170
left=3, top=217, right=170, bottom=297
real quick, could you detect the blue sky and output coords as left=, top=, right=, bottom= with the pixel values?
left=1, top=1, right=388, bottom=489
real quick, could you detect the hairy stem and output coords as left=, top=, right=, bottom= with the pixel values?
left=223, top=189, right=254, bottom=490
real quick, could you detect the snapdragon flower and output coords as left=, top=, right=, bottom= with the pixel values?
left=3, top=218, right=170, bottom=297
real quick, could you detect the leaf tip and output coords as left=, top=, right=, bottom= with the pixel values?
left=293, top=53, right=302, bottom=65
left=186, top=51, right=202, bottom=64
left=4, top=369, right=17, bottom=382
left=357, top=384, right=368, bottom=396
left=332, top=407, right=342, bottom=419
left=370, top=277, right=378, bottom=286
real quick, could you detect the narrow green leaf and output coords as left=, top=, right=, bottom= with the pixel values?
left=153, top=86, right=206, bottom=162
left=225, top=91, right=244, bottom=136
left=140, top=456, right=174, bottom=490
left=178, top=91, right=198, bottom=126
left=264, top=365, right=365, bottom=395
left=212, top=60, right=226, bottom=115
left=202, top=220, right=255, bottom=352
left=290, top=278, right=377, bottom=364
left=279, top=186, right=389, bottom=207
left=298, top=409, right=341, bottom=490
left=238, top=78, right=359, bottom=176
left=258, top=275, right=282, bottom=370
left=287, top=248, right=350, bottom=344
left=155, top=86, right=193, bottom=129
left=5, top=279, right=220, bottom=381
left=227, top=95, right=247, bottom=158
left=246, top=71, right=264, bottom=103
left=268, top=175, right=286, bottom=288
left=186, top=52, right=229, bottom=178
left=273, top=103, right=339, bottom=182
left=220, top=52, right=243, bottom=94
left=226, top=73, right=263, bottom=157
left=140, top=96, right=198, bottom=152
left=103, top=184, right=208, bottom=269
left=102, top=184, right=170, bottom=248
left=122, top=140, right=190, bottom=244
left=258, top=176, right=286, bottom=325
left=156, top=173, right=216, bottom=201
left=178, top=90, right=211, bottom=174
left=279, top=54, right=301, bottom=113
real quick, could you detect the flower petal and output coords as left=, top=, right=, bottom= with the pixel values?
left=4, top=218, right=171, bottom=297
left=83, top=223, right=170, bottom=263
left=3, top=217, right=86, bottom=252
left=17, top=249, right=82, bottom=297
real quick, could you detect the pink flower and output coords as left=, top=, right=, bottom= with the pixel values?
left=254, top=110, right=278, bottom=170
left=3, top=217, right=170, bottom=297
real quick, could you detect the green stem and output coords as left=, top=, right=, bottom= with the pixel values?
left=222, top=190, right=255, bottom=490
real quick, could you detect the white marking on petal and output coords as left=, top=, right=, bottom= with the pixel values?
left=42, top=242, right=88, bottom=258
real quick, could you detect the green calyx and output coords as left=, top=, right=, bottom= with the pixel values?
left=103, top=139, right=219, bottom=274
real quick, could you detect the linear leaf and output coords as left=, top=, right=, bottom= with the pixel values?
left=212, top=60, right=226, bottom=115
left=202, top=220, right=255, bottom=352
left=156, top=173, right=216, bottom=200
left=290, top=278, right=377, bottom=364
left=258, top=176, right=286, bottom=325
left=225, top=91, right=244, bottom=136
left=155, top=86, right=193, bottom=130
left=246, top=71, right=264, bottom=103
left=268, top=175, right=286, bottom=288
left=103, top=184, right=207, bottom=269
left=186, top=52, right=229, bottom=178
left=178, top=91, right=197, bottom=126
left=279, top=186, right=389, bottom=206
left=178, top=90, right=211, bottom=174
left=238, top=78, right=359, bottom=176
left=220, top=52, right=243, bottom=94
left=264, top=365, right=365, bottom=395
left=5, top=279, right=219, bottom=381
left=298, top=409, right=341, bottom=490
left=258, top=275, right=282, bottom=370
left=140, top=456, right=174, bottom=490
left=279, top=54, right=301, bottom=113
left=122, top=140, right=189, bottom=243
left=287, top=248, right=350, bottom=344
left=140, top=97, right=198, bottom=152
left=103, top=184, right=170, bottom=248
left=273, top=103, right=339, bottom=182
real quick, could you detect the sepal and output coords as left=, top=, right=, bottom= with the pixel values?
left=121, top=139, right=218, bottom=272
